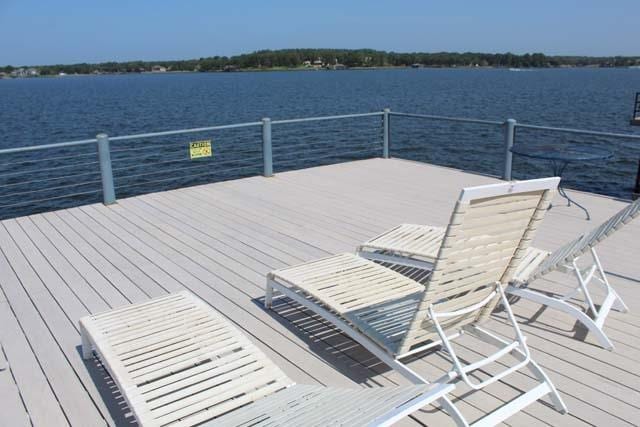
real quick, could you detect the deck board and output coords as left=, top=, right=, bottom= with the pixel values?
left=0, top=297, right=66, bottom=427
left=0, top=158, right=638, bottom=426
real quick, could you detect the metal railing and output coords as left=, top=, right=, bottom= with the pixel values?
left=1, top=108, right=640, bottom=220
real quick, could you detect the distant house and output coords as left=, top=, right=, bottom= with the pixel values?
left=302, top=60, right=312, bottom=67
left=10, top=67, right=39, bottom=78
left=151, top=65, right=167, bottom=73
left=312, top=59, right=323, bottom=69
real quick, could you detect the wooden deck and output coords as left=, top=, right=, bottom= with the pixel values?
left=0, top=157, right=638, bottom=427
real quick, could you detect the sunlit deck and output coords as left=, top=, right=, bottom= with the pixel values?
left=1, top=157, right=638, bottom=426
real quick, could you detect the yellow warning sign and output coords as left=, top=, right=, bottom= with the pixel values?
left=189, top=140, right=212, bottom=159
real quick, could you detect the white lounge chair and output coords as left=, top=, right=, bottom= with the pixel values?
left=266, top=178, right=567, bottom=426
left=80, top=291, right=453, bottom=427
left=358, top=196, right=639, bottom=351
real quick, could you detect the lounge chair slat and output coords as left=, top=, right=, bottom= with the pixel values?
left=124, top=331, right=238, bottom=372
left=91, top=293, right=188, bottom=322
left=130, top=339, right=250, bottom=383
left=143, top=352, right=269, bottom=401
left=148, top=365, right=286, bottom=413
left=106, top=312, right=213, bottom=344
left=154, top=377, right=289, bottom=425
left=95, top=303, right=205, bottom=333
left=95, top=298, right=202, bottom=324
left=115, top=321, right=230, bottom=358
left=137, top=348, right=256, bottom=395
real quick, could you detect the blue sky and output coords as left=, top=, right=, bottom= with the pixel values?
left=0, top=0, right=637, bottom=66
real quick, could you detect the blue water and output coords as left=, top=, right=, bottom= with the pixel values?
left=1, top=68, right=640, bottom=219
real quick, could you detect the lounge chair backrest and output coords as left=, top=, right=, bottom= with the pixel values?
left=530, top=197, right=640, bottom=281
left=398, top=178, right=558, bottom=354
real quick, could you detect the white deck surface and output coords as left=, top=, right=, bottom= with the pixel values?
left=0, top=158, right=638, bottom=426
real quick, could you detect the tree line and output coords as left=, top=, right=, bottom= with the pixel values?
left=2, top=49, right=639, bottom=75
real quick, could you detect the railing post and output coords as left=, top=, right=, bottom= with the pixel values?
left=383, top=108, right=391, bottom=158
left=262, top=118, right=273, bottom=177
left=96, top=133, right=116, bottom=205
left=503, top=118, right=516, bottom=180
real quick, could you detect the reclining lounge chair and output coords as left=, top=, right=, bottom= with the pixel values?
left=358, top=195, right=639, bottom=350
left=266, top=178, right=567, bottom=426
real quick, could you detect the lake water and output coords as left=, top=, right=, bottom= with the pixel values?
left=1, top=68, right=640, bottom=219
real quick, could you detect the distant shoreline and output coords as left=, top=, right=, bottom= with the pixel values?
left=2, top=48, right=638, bottom=78
left=3, top=64, right=639, bottom=79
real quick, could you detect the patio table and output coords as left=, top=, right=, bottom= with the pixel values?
left=511, top=143, right=612, bottom=220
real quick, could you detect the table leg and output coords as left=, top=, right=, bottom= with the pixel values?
left=557, top=184, right=590, bottom=220
left=551, top=160, right=590, bottom=220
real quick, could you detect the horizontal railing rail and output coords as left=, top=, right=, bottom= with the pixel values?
left=1, top=108, right=639, bottom=220
left=390, top=111, right=504, bottom=126
left=271, top=111, right=383, bottom=125
left=108, top=121, right=264, bottom=142
left=515, top=123, right=640, bottom=140
left=0, top=138, right=98, bottom=155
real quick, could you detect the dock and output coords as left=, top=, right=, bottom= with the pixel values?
left=1, top=157, right=639, bottom=426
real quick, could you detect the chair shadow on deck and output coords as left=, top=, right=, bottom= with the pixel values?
left=76, top=345, right=137, bottom=427
left=254, top=288, right=525, bottom=421
left=253, top=295, right=455, bottom=417
left=254, top=294, right=402, bottom=384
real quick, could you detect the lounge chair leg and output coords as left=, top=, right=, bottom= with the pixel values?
left=525, top=358, right=568, bottom=414
left=467, top=324, right=568, bottom=416
left=265, top=279, right=274, bottom=309
left=591, top=248, right=629, bottom=313
left=506, top=286, right=614, bottom=350
left=573, top=260, right=599, bottom=315
left=430, top=285, right=567, bottom=425
left=438, top=396, right=469, bottom=427
left=386, top=358, right=468, bottom=426
left=393, top=362, right=467, bottom=425
left=80, top=322, right=93, bottom=360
